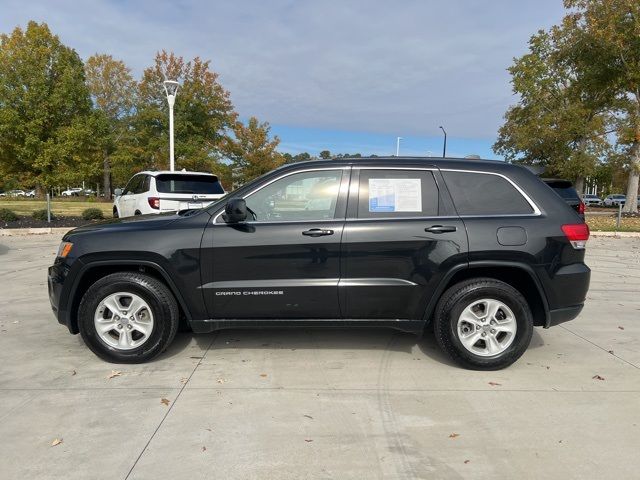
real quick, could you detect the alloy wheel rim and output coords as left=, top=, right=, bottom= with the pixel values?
left=456, top=298, right=517, bottom=357
left=94, top=292, right=154, bottom=350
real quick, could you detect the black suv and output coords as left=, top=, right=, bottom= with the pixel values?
left=48, top=158, right=591, bottom=369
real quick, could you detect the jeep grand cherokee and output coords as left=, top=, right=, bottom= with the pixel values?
left=48, top=157, right=590, bottom=370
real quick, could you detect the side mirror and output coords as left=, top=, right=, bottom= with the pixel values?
left=222, top=198, right=248, bottom=223
left=114, top=188, right=123, bottom=197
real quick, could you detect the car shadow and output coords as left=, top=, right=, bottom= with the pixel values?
left=157, top=326, right=545, bottom=369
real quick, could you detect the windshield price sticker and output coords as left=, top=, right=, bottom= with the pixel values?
left=369, top=178, right=422, bottom=212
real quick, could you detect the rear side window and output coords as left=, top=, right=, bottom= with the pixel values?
left=357, top=169, right=438, bottom=218
left=155, top=174, right=224, bottom=194
left=544, top=180, right=578, bottom=201
left=443, top=171, right=533, bottom=215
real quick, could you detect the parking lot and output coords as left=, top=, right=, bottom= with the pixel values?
left=0, top=234, right=639, bottom=479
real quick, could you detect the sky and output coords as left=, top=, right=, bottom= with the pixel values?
left=1, top=0, right=567, bottom=159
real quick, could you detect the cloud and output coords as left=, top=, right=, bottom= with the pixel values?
left=1, top=0, right=565, bottom=139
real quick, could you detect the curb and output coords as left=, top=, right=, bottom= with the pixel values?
left=590, top=231, right=640, bottom=238
left=0, top=227, right=73, bottom=236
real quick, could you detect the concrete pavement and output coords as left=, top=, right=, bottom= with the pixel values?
left=0, top=234, right=638, bottom=479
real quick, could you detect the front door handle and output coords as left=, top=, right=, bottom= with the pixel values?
left=302, top=228, right=334, bottom=237
left=425, top=225, right=457, bottom=234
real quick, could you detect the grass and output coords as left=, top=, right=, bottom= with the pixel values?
left=0, top=198, right=112, bottom=216
left=586, top=214, right=640, bottom=232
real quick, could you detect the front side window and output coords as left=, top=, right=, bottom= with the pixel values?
left=443, top=171, right=534, bottom=215
left=125, top=175, right=143, bottom=195
left=244, top=170, right=343, bottom=222
left=357, top=169, right=439, bottom=218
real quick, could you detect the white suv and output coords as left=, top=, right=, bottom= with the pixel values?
left=113, top=171, right=226, bottom=218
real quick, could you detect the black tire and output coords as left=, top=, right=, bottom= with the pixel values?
left=78, top=272, right=179, bottom=363
left=113, top=207, right=119, bottom=218
left=433, top=278, right=533, bottom=370
left=134, top=210, right=141, bottom=216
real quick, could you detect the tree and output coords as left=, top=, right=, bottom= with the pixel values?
left=494, top=26, right=612, bottom=193
left=85, top=54, right=137, bottom=198
left=564, top=0, right=640, bottom=212
left=0, top=21, right=97, bottom=191
left=134, top=51, right=236, bottom=175
left=319, top=150, right=331, bottom=159
left=221, top=117, right=284, bottom=186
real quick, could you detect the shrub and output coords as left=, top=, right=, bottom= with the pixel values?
left=0, top=208, right=19, bottom=222
left=32, top=209, right=56, bottom=221
left=82, top=207, right=104, bottom=220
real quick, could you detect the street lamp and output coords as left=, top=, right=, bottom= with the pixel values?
left=163, top=80, right=180, bottom=171
left=439, top=126, right=447, bottom=158
left=396, top=136, right=402, bottom=157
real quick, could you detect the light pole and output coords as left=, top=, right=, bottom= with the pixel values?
left=439, top=126, right=447, bottom=158
left=163, top=80, right=180, bottom=171
left=396, top=136, right=402, bottom=157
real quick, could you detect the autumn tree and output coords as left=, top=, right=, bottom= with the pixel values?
left=564, top=0, right=640, bottom=211
left=221, top=117, right=284, bottom=185
left=0, top=22, right=98, bottom=191
left=85, top=54, right=137, bottom=198
left=494, top=26, right=612, bottom=194
left=134, top=51, right=236, bottom=175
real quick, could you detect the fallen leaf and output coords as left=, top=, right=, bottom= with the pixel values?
left=592, top=375, right=605, bottom=381
left=71, top=370, right=77, bottom=376
left=464, top=460, right=470, bottom=464
left=161, top=398, right=170, bottom=406
left=449, top=433, right=460, bottom=438
left=190, top=356, right=203, bottom=359
left=618, top=326, right=625, bottom=330
left=107, top=370, right=122, bottom=379
left=259, top=373, right=267, bottom=378
left=304, top=439, right=313, bottom=443
left=488, top=381, right=502, bottom=387
left=201, top=446, right=207, bottom=452
left=217, top=378, right=226, bottom=384
left=180, top=377, right=188, bottom=384
left=303, top=414, right=314, bottom=420
left=51, top=438, right=63, bottom=447
left=608, top=350, right=614, bottom=355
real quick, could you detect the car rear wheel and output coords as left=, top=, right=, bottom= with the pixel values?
left=433, top=278, right=533, bottom=370
left=78, top=272, right=179, bottom=363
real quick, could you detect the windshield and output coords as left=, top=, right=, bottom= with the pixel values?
left=155, top=174, right=224, bottom=194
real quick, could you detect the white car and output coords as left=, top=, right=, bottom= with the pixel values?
left=61, top=188, right=83, bottom=196
left=6, top=189, right=26, bottom=197
left=603, top=194, right=626, bottom=207
left=25, top=190, right=36, bottom=197
left=113, top=170, right=226, bottom=218
left=581, top=194, right=602, bottom=206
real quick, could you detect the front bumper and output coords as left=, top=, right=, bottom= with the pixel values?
left=548, top=304, right=584, bottom=327
left=48, top=260, right=77, bottom=333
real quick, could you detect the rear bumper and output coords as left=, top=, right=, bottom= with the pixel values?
left=547, top=304, right=583, bottom=327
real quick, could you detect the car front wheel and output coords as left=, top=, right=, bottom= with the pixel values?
left=77, top=272, right=179, bottom=363
left=433, top=278, right=533, bottom=370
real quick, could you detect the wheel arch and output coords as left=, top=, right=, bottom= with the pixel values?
left=66, top=260, right=192, bottom=334
left=424, top=261, right=549, bottom=328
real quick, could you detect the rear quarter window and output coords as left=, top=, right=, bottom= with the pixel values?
left=443, top=171, right=534, bottom=215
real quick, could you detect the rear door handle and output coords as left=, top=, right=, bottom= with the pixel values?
left=302, top=228, right=334, bottom=237
left=425, top=225, right=457, bottom=234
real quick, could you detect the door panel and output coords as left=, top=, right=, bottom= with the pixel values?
left=341, top=219, right=467, bottom=319
left=202, top=221, right=344, bottom=318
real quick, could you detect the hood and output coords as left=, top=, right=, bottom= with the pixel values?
left=63, top=211, right=185, bottom=238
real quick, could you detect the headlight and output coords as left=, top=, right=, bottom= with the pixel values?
left=57, top=241, right=73, bottom=258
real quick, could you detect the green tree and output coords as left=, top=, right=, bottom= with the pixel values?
left=0, top=21, right=97, bottom=191
left=564, top=0, right=640, bottom=211
left=494, top=26, right=612, bottom=194
left=85, top=54, right=137, bottom=198
left=221, top=117, right=284, bottom=186
left=134, top=51, right=236, bottom=175
left=319, top=150, right=331, bottom=159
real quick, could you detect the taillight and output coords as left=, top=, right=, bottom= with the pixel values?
left=148, top=197, right=160, bottom=209
left=578, top=200, right=585, bottom=215
left=562, top=223, right=589, bottom=249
